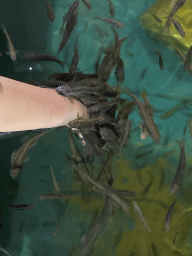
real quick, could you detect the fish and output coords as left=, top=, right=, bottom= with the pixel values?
left=80, top=128, right=107, bottom=165
left=68, top=129, right=90, bottom=181
left=78, top=95, right=108, bottom=107
left=151, top=242, right=160, bottom=256
left=79, top=196, right=114, bottom=256
left=10, top=130, right=50, bottom=179
left=165, top=200, right=176, bottom=231
left=46, top=0, right=55, bottom=22
left=55, top=84, right=100, bottom=97
left=108, top=187, right=136, bottom=197
left=170, top=17, right=185, bottom=37
left=87, top=175, right=130, bottom=213
left=61, top=0, right=79, bottom=28
left=99, top=126, right=118, bottom=141
left=58, top=9, right=78, bottom=53
left=184, top=45, right=192, bottom=71
left=123, top=89, right=161, bottom=144
left=115, top=119, right=131, bottom=154
left=0, top=247, right=12, bottom=256
left=189, top=118, right=192, bottom=136
left=175, top=48, right=192, bottom=74
left=69, top=38, right=79, bottom=74
left=149, top=13, right=162, bottom=23
left=22, top=52, right=64, bottom=66
left=115, top=101, right=135, bottom=123
left=170, top=139, right=185, bottom=195
left=98, top=28, right=127, bottom=82
left=2, top=24, right=17, bottom=62
left=97, top=17, right=124, bottom=29
left=168, top=0, right=186, bottom=20
left=68, top=116, right=104, bottom=130
left=132, top=201, right=151, bottom=232
left=115, top=57, right=125, bottom=82
left=156, top=50, right=164, bottom=70
left=39, top=193, right=73, bottom=200
left=6, top=204, right=34, bottom=210
left=135, top=149, right=153, bottom=159
left=87, top=97, right=121, bottom=114
left=82, top=0, right=92, bottom=10
left=50, top=166, right=60, bottom=193
left=108, top=0, right=115, bottom=17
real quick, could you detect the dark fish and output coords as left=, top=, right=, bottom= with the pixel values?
left=168, top=0, right=186, bottom=20
left=7, top=204, right=34, bottom=210
left=22, top=52, right=64, bottom=66
left=80, top=196, right=114, bottom=256
left=170, top=139, right=185, bottom=195
left=108, top=187, right=136, bottom=197
left=98, top=28, right=127, bottom=82
left=39, top=193, right=73, bottom=200
left=58, top=9, right=78, bottom=53
left=50, top=166, right=60, bottom=193
left=82, top=0, right=92, bottom=10
left=79, top=95, right=108, bottom=107
left=123, top=89, right=161, bottom=144
left=69, top=38, right=79, bottom=74
left=132, top=201, right=151, bottom=232
left=165, top=200, right=176, bottom=231
left=151, top=242, right=160, bottom=256
left=55, top=84, right=99, bottom=97
left=170, top=17, right=185, bottom=37
left=115, top=119, right=131, bottom=154
left=156, top=50, right=164, bottom=71
left=87, top=97, right=121, bottom=113
left=115, top=101, right=135, bottom=123
left=39, top=80, right=65, bottom=88
left=149, top=13, right=162, bottom=23
left=97, top=17, right=124, bottom=29
left=99, top=126, right=118, bottom=141
left=10, top=130, right=50, bottom=179
left=80, top=128, right=107, bottom=165
left=87, top=175, right=129, bottom=213
left=115, top=57, right=125, bottom=82
left=46, top=0, right=55, bottom=22
left=184, top=45, right=192, bottom=71
left=62, top=0, right=79, bottom=28
left=175, top=48, right=192, bottom=74
left=135, top=149, right=153, bottom=159
left=108, top=0, right=115, bottom=17
left=49, top=72, right=81, bottom=81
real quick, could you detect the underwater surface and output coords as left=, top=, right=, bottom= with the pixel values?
left=0, top=0, right=192, bottom=255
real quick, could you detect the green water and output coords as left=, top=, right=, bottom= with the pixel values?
left=0, top=0, right=192, bottom=255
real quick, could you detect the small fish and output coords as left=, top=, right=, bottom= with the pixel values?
left=80, top=196, right=114, bottom=256
left=82, top=0, right=92, bottom=10
left=165, top=200, right=176, bottom=231
left=87, top=175, right=129, bottom=213
left=0, top=247, right=12, bottom=256
left=97, top=17, right=124, bottom=29
left=170, top=139, right=185, bottom=195
left=39, top=193, right=73, bottom=200
left=115, top=101, right=135, bottom=123
left=68, top=116, right=104, bottom=130
left=135, top=149, right=153, bottom=159
left=69, top=38, right=79, bottom=74
left=184, top=45, right=192, bottom=71
left=99, top=126, right=118, bottom=141
left=115, top=119, right=131, bottom=154
left=50, top=166, right=60, bottom=193
left=132, top=201, right=151, bottom=232
left=58, top=9, right=78, bottom=53
left=62, top=0, right=79, bottom=28
left=7, top=204, right=34, bottom=210
left=149, top=13, right=162, bottom=23
left=2, top=24, right=17, bottom=62
left=10, top=130, right=50, bottom=179
left=108, top=0, right=115, bottom=17
left=22, top=52, right=64, bottom=66
left=108, top=187, right=136, bottom=197
left=88, top=97, right=120, bottom=114
left=156, top=50, right=164, bottom=70
left=115, top=57, right=125, bottom=82
left=124, top=89, right=161, bottom=144
left=170, top=17, right=185, bottom=37
left=46, top=0, right=55, bottom=22
left=168, top=0, right=186, bottom=20
left=56, top=84, right=97, bottom=97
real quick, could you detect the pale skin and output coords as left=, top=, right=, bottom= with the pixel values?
left=0, top=76, right=88, bottom=132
